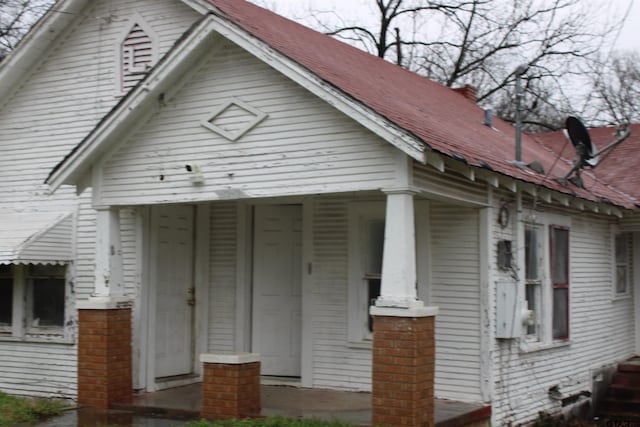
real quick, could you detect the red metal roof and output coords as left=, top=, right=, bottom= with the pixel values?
left=530, top=125, right=640, bottom=208
left=209, top=0, right=636, bottom=208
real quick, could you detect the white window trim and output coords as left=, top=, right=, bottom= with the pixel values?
left=611, top=226, right=632, bottom=300
left=347, top=201, right=385, bottom=345
left=520, top=212, right=571, bottom=352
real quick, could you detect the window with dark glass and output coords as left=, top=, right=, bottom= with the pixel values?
left=0, top=265, right=12, bottom=327
left=28, top=265, right=66, bottom=328
left=524, top=226, right=541, bottom=338
left=615, top=233, right=631, bottom=295
left=365, top=219, right=384, bottom=333
left=550, top=226, right=569, bottom=340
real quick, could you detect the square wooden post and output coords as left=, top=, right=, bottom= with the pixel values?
left=77, top=299, right=133, bottom=409
left=200, top=353, right=261, bottom=420
left=371, top=306, right=438, bottom=427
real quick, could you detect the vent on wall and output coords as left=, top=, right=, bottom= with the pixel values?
left=118, top=16, right=156, bottom=94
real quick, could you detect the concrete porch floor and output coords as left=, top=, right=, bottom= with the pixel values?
left=114, top=382, right=491, bottom=426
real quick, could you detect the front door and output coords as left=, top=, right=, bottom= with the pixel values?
left=252, top=205, right=302, bottom=376
left=153, top=204, right=195, bottom=379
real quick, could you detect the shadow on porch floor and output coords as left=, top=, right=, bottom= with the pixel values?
left=114, top=382, right=491, bottom=427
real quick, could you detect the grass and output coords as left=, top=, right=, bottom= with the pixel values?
left=0, top=391, right=68, bottom=426
left=183, top=417, right=355, bottom=427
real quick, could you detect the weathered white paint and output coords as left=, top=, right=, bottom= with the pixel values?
left=413, top=162, right=488, bottom=207
left=93, top=208, right=124, bottom=297
left=0, top=0, right=202, bottom=397
left=376, top=190, right=420, bottom=308
left=152, top=205, right=195, bottom=378
left=252, top=205, right=302, bottom=376
left=0, top=212, right=73, bottom=265
left=430, top=203, right=483, bottom=402
left=97, top=40, right=399, bottom=206
left=490, top=198, right=637, bottom=425
left=208, top=202, right=238, bottom=353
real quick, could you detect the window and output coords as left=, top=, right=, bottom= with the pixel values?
left=520, top=214, right=571, bottom=348
left=550, top=226, right=569, bottom=340
left=614, top=232, right=632, bottom=296
left=0, top=265, right=12, bottom=331
left=348, top=202, right=385, bottom=343
left=524, top=225, right=542, bottom=338
left=0, top=264, right=68, bottom=339
left=27, top=265, right=66, bottom=329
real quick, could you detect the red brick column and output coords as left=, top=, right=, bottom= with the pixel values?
left=371, top=307, right=438, bottom=427
left=77, top=307, right=132, bottom=409
left=200, top=353, right=261, bottom=420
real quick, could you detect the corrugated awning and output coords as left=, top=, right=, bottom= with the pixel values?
left=0, top=212, right=73, bottom=265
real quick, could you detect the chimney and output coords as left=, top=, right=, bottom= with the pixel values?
left=453, top=84, right=477, bottom=103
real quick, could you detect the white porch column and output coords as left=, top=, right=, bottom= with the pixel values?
left=376, top=188, right=423, bottom=309
left=87, top=207, right=127, bottom=303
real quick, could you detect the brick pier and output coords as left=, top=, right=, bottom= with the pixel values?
left=201, top=353, right=261, bottom=420
left=371, top=307, right=438, bottom=427
left=77, top=307, right=133, bottom=409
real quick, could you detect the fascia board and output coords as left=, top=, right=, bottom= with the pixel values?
left=0, top=0, right=89, bottom=101
left=47, top=15, right=220, bottom=191
left=207, top=16, right=427, bottom=163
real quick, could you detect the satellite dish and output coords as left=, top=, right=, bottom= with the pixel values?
left=566, top=116, right=598, bottom=167
left=557, top=117, right=631, bottom=189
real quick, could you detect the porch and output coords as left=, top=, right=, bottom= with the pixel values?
left=111, top=382, right=492, bottom=427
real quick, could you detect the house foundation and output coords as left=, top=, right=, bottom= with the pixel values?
left=200, top=353, right=261, bottom=420
left=77, top=305, right=133, bottom=409
left=371, top=306, right=438, bottom=427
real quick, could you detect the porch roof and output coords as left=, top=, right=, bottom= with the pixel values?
left=0, top=211, right=73, bottom=265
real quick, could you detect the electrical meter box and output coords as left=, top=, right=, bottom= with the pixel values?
left=496, top=281, right=519, bottom=339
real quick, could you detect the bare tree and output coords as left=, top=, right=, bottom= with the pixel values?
left=308, top=0, right=624, bottom=128
left=0, top=0, right=53, bottom=58
left=587, top=51, right=640, bottom=126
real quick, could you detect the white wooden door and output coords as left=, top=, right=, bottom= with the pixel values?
left=252, top=205, right=302, bottom=376
left=153, top=205, right=195, bottom=378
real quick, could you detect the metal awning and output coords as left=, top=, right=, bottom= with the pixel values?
left=0, top=211, right=73, bottom=265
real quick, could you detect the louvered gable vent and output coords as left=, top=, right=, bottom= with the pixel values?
left=120, top=22, right=154, bottom=93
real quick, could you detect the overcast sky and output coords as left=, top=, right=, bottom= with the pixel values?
left=250, top=0, right=639, bottom=54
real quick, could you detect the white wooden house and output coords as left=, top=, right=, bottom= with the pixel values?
left=0, top=0, right=638, bottom=425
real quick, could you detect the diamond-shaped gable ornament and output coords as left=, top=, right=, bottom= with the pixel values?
left=201, top=98, right=267, bottom=141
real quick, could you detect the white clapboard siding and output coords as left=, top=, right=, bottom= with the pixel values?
left=0, top=0, right=201, bottom=398
left=0, top=342, right=76, bottom=397
left=207, top=202, right=238, bottom=352
left=430, top=203, right=483, bottom=402
left=99, top=40, right=399, bottom=206
left=311, top=196, right=372, bottom=391
left=491, top=210, right=636, bottom=426
left=0, top=0, right=199, bottom=207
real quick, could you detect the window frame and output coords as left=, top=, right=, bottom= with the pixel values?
left=0, top=265, right=13, bottom=334
left=520, top=213, right=571, bottom=350
left=348, top=201, right=386, bottom=345
left=612, top=229, right=632, bottom=298
left=523, top=224, right=543, bottom=341
left=0, top=263, right=70, bottom=341
left=25, top=264, right=67, bottom=334
left=550, top=225, right=570, bottom=341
